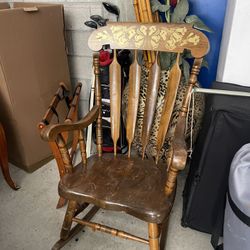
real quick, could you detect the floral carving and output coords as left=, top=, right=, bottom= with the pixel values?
left=95, top=25, right=200, bottom=50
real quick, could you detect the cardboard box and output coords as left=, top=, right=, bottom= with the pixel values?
left=0, top=3, right=71, bottom=172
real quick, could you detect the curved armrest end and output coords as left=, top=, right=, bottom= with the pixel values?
left=40, top=105, right=99, bottom=142
left=171, top=115, right=188, bottom=171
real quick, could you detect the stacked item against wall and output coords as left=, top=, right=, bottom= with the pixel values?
left=0, top=2, right=70, bottom=172
left=182, top=81, right=250, bottom=248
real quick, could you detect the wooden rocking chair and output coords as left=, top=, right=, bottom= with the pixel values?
left=40, top=22, right=209, bottom=249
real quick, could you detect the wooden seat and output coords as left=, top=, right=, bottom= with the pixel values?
left=40, top=22, right=209, bottom=249
left=59, top=153, right=174, bottom=223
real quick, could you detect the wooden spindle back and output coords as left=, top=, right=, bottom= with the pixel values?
left=88, top=22, right=209, bottom=161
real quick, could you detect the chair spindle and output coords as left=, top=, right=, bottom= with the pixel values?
left=109, top=50, right=121, bottom=156
left=56, top=134, right=73, bottom=174
left=93, top=54, right=103, bottom=157
left=78, top=130, right=87, bottom=166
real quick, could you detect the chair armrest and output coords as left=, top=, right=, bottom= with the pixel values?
left=171, top=115, right=188, bottom=171
left=40, top=105, right=99, bottom=142
left=65, top=83, right=82, bottom=122
left=165, top=114, right=188, bottom=195
left=38, top=82, right=71, bottom=129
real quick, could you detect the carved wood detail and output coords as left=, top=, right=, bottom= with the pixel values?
left=88, top=22, right=209, bottom=58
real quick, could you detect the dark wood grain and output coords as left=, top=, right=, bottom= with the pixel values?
left=59, top=153, right=174, bottom=224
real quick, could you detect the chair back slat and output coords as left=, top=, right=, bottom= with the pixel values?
left=141, top=54, right=161, bottom=158
left=109, top=50, right=121, bottom=156
left=88, top=22, right=210, bottom=160
left=126, top=50, right=141, bottom=157
left=155, top=54, right=181, bottom=162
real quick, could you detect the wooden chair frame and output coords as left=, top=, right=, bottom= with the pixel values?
left=38, top=82, right=82, bottom=208
left=40, top=22, right=209, bottom=250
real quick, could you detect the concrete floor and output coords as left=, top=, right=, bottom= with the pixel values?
left=0, top=158, right=212, bottom=250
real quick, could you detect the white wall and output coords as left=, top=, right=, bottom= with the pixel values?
left=217, top=0, right=250, bottom=87
left=4, top=0, right=135, bottom=116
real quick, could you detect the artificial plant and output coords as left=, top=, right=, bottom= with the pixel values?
left=150, top=0, right=212, bottom=82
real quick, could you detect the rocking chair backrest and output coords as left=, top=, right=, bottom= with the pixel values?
left=88, top=22, right=209, bottom=162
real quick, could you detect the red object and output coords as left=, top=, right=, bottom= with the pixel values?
left=99, top=50, right=113, bottom=66
left=170, top=0, right=177, bottom=8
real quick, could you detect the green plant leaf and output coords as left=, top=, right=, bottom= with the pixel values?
left=171, top=0, right=189, bottom=23
left=182, top=50, right=192, bottom=59
left=181, top=58, right=190, bottom=83
left=160, top=52, right=172, bottom=70
left=201, top=58, right=209, bottom=69
left=185, top=15, right=213, bottom=32
left=150, top=0, right=170, bottom=12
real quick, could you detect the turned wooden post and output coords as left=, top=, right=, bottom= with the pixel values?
left=78, top=130, right=87, bottom=166
left=93, top=54, right=103, bottom=157
left=148, top=223, right=160, bottom=250
left=60, top=200, right=77, bottom=240
left=56, top=134, right=73, bottom=174
left=165, top=58, right=203, bottom=195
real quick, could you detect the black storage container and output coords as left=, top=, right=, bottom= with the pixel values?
left=182, top=81, right=250, bottom=236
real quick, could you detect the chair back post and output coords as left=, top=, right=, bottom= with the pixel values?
left=56, top=134, right=74, bottom=174
left=78, top=129, right=87, bottom=166
left=180, top=58, right=203, bottom=116
left=165, top=57, right=203, bottom=196
left=93, top=54, right=103, bottom=157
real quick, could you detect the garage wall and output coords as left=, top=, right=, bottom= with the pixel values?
left=5, top=0, right=135, bottom=117
left=217, top=0, right=250, bottom=87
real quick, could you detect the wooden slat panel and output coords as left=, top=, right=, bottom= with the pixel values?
left=88, top=22, right=210, bottom=58
left=155, top=54, right=181, bottom=163
left=126, top=50, right=141, bottom=157
left=109, top=50, right=121, bottom=156
left=141, top=54, right=161, bottom=158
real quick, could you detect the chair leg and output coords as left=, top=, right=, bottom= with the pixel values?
left=56, top=196, right=67, bottom=209
left=148, top=223, right=160, bottom=250
left=60, top=200, right=77, bottom=240
left=0, top=123, right=19, bottom=190
left=160, top=218, right=169, bottom=250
